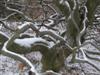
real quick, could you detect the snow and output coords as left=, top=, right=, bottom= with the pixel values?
left=45, top=19, right=54, bottom=26
left=18, top=22, right=31, bottom=29
left=18, top=21, right=39, bottom=30
left=0, top=31, right=9, bottom=39
left=65, top=1, right=71, bottom=11
left=25, top=52, right=42, bottom=62
left=49, top=42, right=55, bottom=48
left=39, top=26, right=48, bottom=31
left=59, top=0, right=64, bottom=4
left=2, top=41, right=39, bottom=75
left=32, top=22, right=40, bottom=29
left=0, top=24, right=2, bottom=29
left=97, top=17, right=100, bottom=20
left=14, top=37, right=49, bottom=48
left=94, top=14, right=100, bottom=17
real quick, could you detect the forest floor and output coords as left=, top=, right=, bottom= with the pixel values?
left=0, top=24, right=100, bottom=75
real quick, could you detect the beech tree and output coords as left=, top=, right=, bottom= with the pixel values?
left=0, top=0, right=100, bottom=75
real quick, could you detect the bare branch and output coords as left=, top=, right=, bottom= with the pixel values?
left=0, top=21, right=16, bottom=31
left=38, top=30, right=73, bottom=50
left=5, top=4, right=33, bottom=22
left=86, top=50, right=100, bottom=55
left=76, top=57, right=100, bottom=71
left=0, top=12, right=16, bottom=21
left=1, top=41, right=38, bottom=75
left=85, top=52, right=100, bottom=62
left=76, top=5, right=88, bottom=46
left=67, top=0, right=80, bottom=32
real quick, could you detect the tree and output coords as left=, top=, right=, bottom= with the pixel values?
left=0, top=0, right=100, bottom=75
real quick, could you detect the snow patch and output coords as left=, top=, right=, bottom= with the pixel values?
left=14, top=37, right=48, bottom=48
left=49, top=42, right=55, bottom=48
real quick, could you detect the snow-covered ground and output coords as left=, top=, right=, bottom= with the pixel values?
left=0, top=51, right=42, bottom=75
left=0, top=54, right=29, bottom=75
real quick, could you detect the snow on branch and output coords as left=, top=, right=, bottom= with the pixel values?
left=44, top=19, right=54, bottom=26
left=76, top=56, right=100, bottom=71
left=74, top=41, right=100, bottom=71
left=65, top=0, right=71, bottom=12
left=38, top=30, right=73, bottom=50
left=1, top=15, right=69, bottom=73
left=0, top=21, right=49, bottom=75
left=0, top=31, right=9, bottom=39
left=76, top=5, right=88, bottom=46
left=1, top=0, right=99, bottom=74
left=1, top=41, right=39, bottom=75
left=86, top=50, right=100, bottom=55
left=14, top=37, right=49, bottom=48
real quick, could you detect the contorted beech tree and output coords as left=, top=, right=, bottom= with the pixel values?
left=0, top=0, right=100, bottom=75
